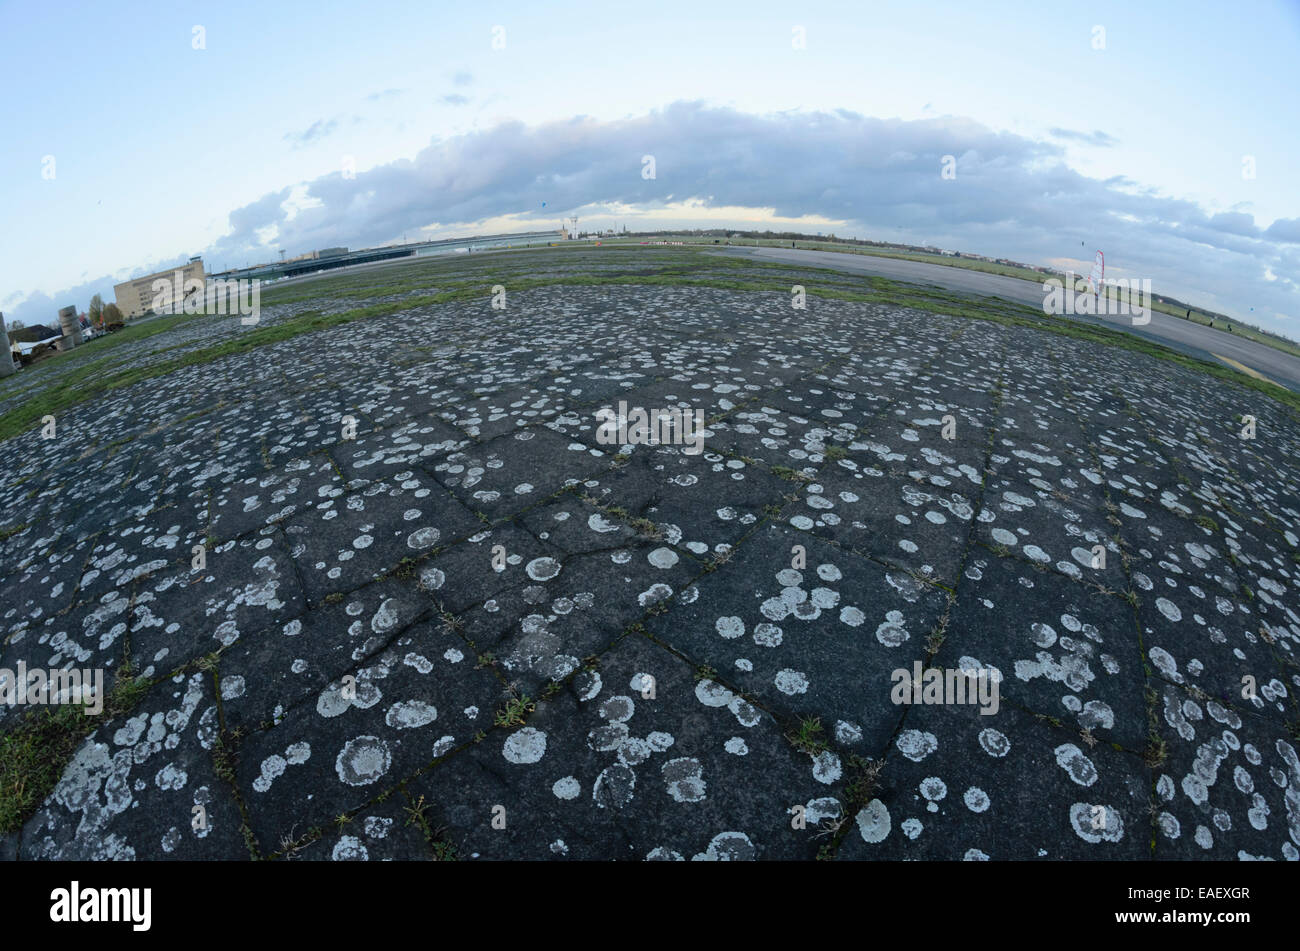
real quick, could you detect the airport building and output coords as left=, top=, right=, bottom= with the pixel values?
left=113, top=257, right=206, bottom=318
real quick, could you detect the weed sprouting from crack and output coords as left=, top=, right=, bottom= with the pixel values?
left=392, top=556, right=418, bottom=580
left=1142, top=685, right=1168, bottom=768
left=430, top=837, right=459, bottom=861
left=494, top=694, right=535, bottom=727
left=276, top=823, right=320, bottom=860
left=772, top=465, right=813, bottom=484
left=842, top=755, right=886, bottom=811
left=1143, top=734, right=1169, bottom=768
left=787, top=715, right=829, bottom=755
left=404, top=794, right=431, bottom=832
left=809, top=810, right=845, bottom=841
left=705, top=548, right=736, bottom=572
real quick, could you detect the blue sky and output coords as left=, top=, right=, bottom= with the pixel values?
left=3, top=0, right=1299, bottom=332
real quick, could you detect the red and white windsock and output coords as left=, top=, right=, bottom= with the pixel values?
left=1088, top=251, right=1105, bottom=297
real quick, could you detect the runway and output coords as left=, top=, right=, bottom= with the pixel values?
left=715, top=246, right=1300, bottom=393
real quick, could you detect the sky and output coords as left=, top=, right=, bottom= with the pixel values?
left=3, top=0, right=1299, bottom=333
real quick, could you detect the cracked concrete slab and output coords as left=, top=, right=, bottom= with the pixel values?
left=2, top=249, right=1297, bottom=861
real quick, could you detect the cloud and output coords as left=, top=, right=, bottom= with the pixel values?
left=10, top=103, right=1297, bottom=333
left=451, top=71, right=473, bottom=86
left=213, top=104, right=1069, bottom=258
left=365, top=88, right=403, bottom=101
left=1049, top=128, right=1119, bottom=147
left=440, top=94, right=470, bottom=106
left=1265, top=218, right=1300, bottom=244
left=1207, top=212, right=1259, bottom=238
left=283, top=118, right=339, bottom=147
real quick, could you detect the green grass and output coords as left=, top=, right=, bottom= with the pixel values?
left=648, top=234, right=1300, bottom=359
left=771, top=465, right=808, bottom=482
left=0, top=665, right=151, bottom=835
left=4, top=246, right=1297, bottom=444
left=788, top=715, right=829, bottom=755
left=493, top=695, right=535, bottom=727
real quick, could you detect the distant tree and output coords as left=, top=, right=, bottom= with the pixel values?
left=101, top=303, right=124, bottom=327
left=88, top=294, right=104, bottom=326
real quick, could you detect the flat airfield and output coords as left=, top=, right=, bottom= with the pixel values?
left=1, top=246, right=1298, bottom=861
left=716, top=245, right=1300, bottom=393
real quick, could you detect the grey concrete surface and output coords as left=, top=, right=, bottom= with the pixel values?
left=1, top=249, right=1297, bottom=861
left=715, top=246, right=1300, bottom=392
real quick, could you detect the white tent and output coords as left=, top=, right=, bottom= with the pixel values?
left=13, top=332, right=61, bottom=355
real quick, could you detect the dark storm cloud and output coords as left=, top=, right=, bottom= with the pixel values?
left=9, top=103, right=1296, bottom=331
left=198, top=102, right=1296, bottom=330
left=214, top=103, right=1068, bottom=258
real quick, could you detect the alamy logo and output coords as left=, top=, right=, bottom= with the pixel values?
left=1042, top=271, right=1151, bottom=325
left=0, top=662, right=103, bottom=715
left=890, top=662, right=1000, bottom=715
left=151, top=271, right=261, bottom=325
left=50, top=882, right=151, bottom=931
left=595, top=401, right=706, bottom=455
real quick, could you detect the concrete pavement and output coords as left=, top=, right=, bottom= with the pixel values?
left=715, top=246, right=1300, bottom=392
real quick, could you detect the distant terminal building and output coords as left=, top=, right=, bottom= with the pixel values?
left=281, top=247, right=348, bottom=265
left=113, top=256, right=205, bottom=318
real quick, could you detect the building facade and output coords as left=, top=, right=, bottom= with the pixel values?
left=113, top=257, right=206, bottom=318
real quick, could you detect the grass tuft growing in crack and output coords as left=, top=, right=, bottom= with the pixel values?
left=493, top=694, right=536, bottom=727
left=0, top=662, right=151, bottom=836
